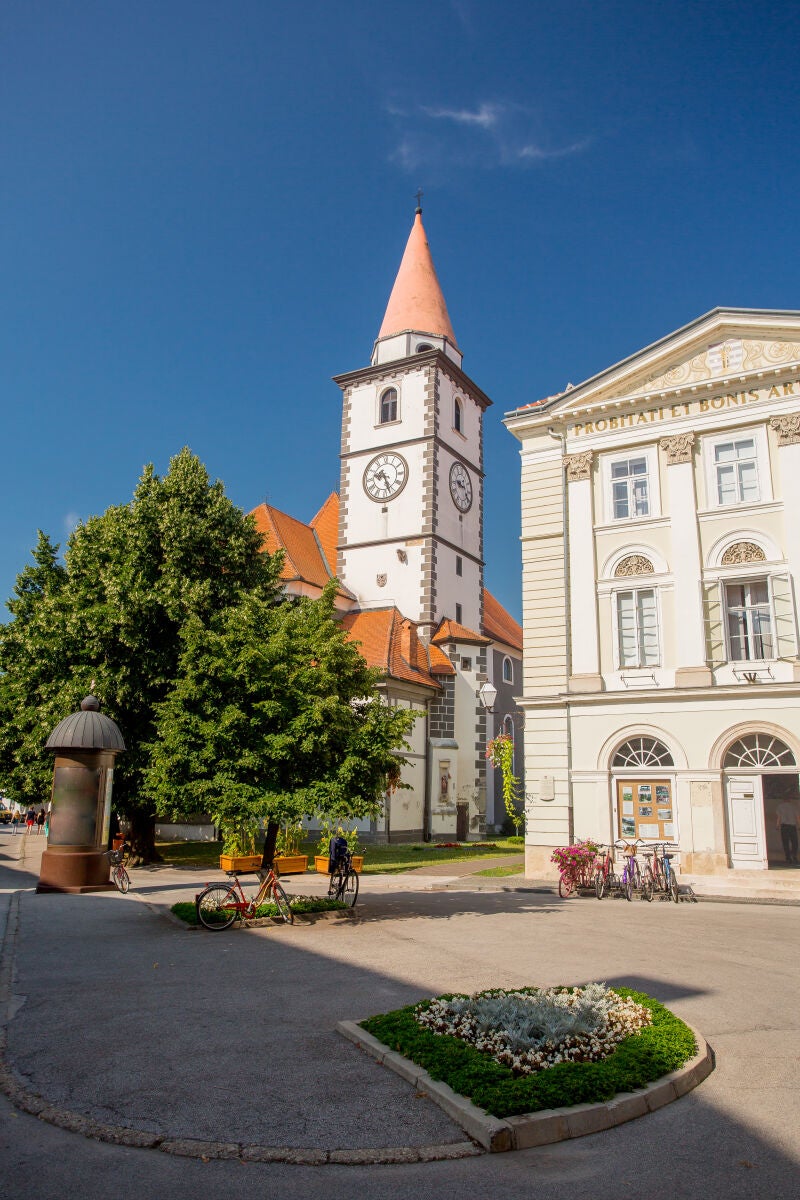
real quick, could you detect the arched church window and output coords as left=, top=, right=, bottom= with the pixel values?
left=380, top=387, right=398, bottom=424
left=454, top=397, right=463, bottom=434
left=612, top=737, right=674, bottom=768
left=502, top=656, right=513, bottom=684
left=723, top=733, right=796, bottom=768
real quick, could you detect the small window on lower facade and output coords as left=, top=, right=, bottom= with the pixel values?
left=616, top=588, right=659, bottom=668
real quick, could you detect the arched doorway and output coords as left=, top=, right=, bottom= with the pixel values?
left=723, top=733, right=798, bottom=869
left=611, top=737, right=676, bottom=842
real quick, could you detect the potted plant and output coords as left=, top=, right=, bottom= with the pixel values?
left=274, top=818, right=309, bottom=874
left=218, top=820, right=262, bottom=873
left=314, top=820, right=365, bottom=874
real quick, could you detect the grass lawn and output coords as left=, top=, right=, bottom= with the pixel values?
left=157, top=838, right=525, bottom=873
left=474, top=864, right=524, bottom=878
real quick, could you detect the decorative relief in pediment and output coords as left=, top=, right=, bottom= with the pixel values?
left=607, top=338, right=800, bottom=401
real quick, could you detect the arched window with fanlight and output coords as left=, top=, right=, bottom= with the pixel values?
left=379, top=387, right=398, bottom=424
left=723, top=733, right=796, bottom=769
left=611, top=737, right=675, bottom=841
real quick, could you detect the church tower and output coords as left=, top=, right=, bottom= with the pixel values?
left=334, top=206, right=492, bottom=630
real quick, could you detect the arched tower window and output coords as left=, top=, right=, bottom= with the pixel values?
left=723, top=734, right=796, bottom=768
left=502, top=656, right=513, bottom=684
left=380, top=388, right=398, bottom=424
left=612, top=737, right=674, bottom=768
left=454, top=397, right=463, bottom=434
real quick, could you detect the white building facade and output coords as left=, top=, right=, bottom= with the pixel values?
left=506, top=309, right=800, bottom=881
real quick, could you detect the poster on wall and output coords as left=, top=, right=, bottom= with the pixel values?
left=622, top=786, right=633, bottom=804
left=622, top=799, right=634, bottom=816
left=639, top=822, right=660, bottom=838
left=663, top=822, right=675, bottom=838
left=621, top=816, right=636, bottom=836
left=638, top=784, right=652, bottom=803
left=639, top=805, right=653, bottom=817
left=656, top=785, right=670, bottom=804
left=657, top=807, right=672, bottom=821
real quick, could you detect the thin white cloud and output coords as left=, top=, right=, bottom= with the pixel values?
left=421, top=102, right=501, bottom=129
left=63, top=512, right=81, bottom=536
left=386, top=98, right=590, bottom=173
left=516, top=138, right=591, bottom=161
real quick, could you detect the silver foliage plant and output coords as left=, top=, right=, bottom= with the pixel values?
left=415, top=984, right=651, bottom=1075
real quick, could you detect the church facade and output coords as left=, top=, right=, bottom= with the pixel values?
left=506, top=309, right=800, bottom=883
left=251, top=209, right=523, bottom=841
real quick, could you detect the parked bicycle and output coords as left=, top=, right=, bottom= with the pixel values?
left=106, top=844, right=131, bottom=894
left=327, top=845, right=359, bottom=908
left=195, top=865, right=295, bottom=930
left=641, top=843, right=681, bottom=902
left=595, top=840, right=652, bottom=900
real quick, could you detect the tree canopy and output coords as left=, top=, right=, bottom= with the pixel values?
left=0, top=449, right=416, bottom=859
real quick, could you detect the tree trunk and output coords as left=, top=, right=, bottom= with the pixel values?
left=261, top=820, right=279, bottom=869
left=126, top=809, right=162, bottom=865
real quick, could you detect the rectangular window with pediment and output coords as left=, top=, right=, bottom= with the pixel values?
left=602, top=446, right=660, bottom=524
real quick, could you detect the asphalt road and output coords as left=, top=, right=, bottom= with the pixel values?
left=1, top=830, right=798, bottom=1199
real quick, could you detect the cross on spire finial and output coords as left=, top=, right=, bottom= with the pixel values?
left=415, top=187, right=423, bottom=214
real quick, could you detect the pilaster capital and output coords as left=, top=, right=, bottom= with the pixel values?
left=659, top=432, right=695, bottom=465
left=563, top=451, right=592, bottom=483
left=769, top=413, right=800, bottom=446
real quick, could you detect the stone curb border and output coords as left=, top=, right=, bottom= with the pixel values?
left=337, top=1017, right=715, bottom=1153
left=0, top=893, right=478, bottom=1166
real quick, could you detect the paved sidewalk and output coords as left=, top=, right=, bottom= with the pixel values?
left=2, top=828, right=800, bottom=1198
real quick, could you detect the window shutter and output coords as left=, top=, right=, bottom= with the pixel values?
left=771, top=572, right=798, bottom=659
left=701, top=581, right=725, bottom=666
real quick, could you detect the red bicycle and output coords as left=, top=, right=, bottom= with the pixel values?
left=195, top=866, right=294, bottom=931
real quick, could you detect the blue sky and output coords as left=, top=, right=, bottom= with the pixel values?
left=2, top=1, right=799, bottom=624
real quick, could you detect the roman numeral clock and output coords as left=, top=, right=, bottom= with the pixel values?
left=363, top=453, right=408, bottom=501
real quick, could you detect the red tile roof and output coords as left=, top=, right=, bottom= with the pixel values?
left=431, top=618, right=491, bottom=647
left=482, top=589, right=523, bottom=652
left=341, top=608, right=442, bottom=690
left=309, top=492, right=339, bottom=576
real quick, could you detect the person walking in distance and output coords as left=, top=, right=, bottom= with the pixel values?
left=36, top=808, right=46, bottom=835
left=775, top=798, right=799, bottom=865
left=25, top=807, right=35, bottom=833
left=11, top=810, right=19, bottom=835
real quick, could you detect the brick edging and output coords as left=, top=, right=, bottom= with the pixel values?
left=337, top=1018, right=715, bottom=1153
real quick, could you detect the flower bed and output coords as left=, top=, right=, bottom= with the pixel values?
left=171, top=896, right=347, bottom=926
left=416, top=984, right=650, bottom=1074
left=550, top=839, right=601, bottom=874
left=361, top=985, right=696, bottom=1118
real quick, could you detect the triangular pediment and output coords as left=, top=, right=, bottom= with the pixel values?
left=535, top=309, right=800, bottom=419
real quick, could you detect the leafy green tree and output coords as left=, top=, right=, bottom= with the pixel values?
left=0, top=532, right=70, bottom=806
left=146, top=581, right=418, bottom=861
left=0, top=449, right=282, bottom=858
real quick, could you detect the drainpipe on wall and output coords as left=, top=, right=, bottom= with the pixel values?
left=423, top=706, right=432, bottom=841
left=547, top=426, right=575, bottom=844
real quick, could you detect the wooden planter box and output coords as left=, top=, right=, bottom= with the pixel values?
left=219, top=854, right=262, bottom=873
left=314, top=854, right=364, bottom=875
left=274, top=854, right=309, bottom=875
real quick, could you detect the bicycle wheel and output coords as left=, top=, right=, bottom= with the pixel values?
left=327, top=868, right=342, bottom=900
left=558, top=874, right=574, bottom=898
left=340, top=869, right=359, bottom=908
left=113, top=865, right=130, bottom=894
left=670, top=871, right=680, bottom=903
left=196, top=884, right=238, bottom=931
left=640, top=867, right=654, bottom=902
left=271, top=881, right=295, bottom=924
left=595, top=871, right=606, bottom=899
left=623, top=871, right=633, bottom=901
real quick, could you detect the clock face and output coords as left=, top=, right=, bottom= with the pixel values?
left=449, top=461, right=473, bottom=512
left=363, top=452, right=408, bottom=501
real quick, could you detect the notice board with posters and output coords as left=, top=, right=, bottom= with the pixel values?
left=617, top=779, right=674, bottom=841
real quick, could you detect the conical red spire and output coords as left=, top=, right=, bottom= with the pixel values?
left=378, top=211, right=458, bottom=347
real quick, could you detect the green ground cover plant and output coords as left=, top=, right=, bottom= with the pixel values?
left=474, top=865, right=524, bottom=878
left=171, top=896, right=346, bottom=926
left=361, top=987, right=696, bottom=1118
left=157, top=839, right=523, bottom=872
